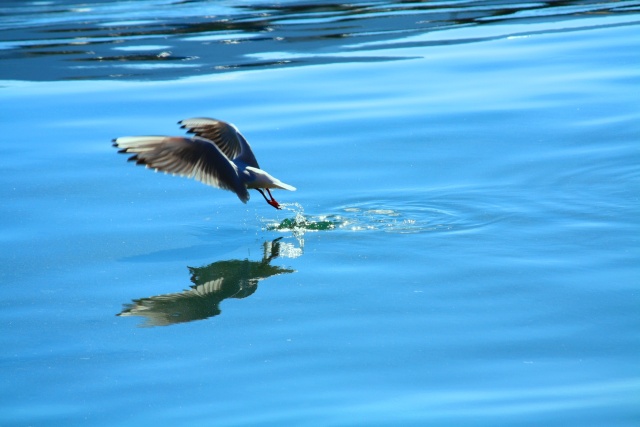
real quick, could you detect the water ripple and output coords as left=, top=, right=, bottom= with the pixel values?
left=263, top=194, right=502, bottom=235
left=2, top=0, right=637, bottom=81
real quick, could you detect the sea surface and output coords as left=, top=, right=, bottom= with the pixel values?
left=1, top=1, right=639, bottom=426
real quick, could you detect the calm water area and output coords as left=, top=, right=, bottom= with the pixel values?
left=1, top=1, right=639, bottom=426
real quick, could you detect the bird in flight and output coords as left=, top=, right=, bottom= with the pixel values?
left=113, top=118, right=296, bottom=209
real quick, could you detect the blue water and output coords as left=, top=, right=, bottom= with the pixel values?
left=1, top=1, right=639, bottom=426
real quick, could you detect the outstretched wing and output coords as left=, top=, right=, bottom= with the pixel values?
left=178, top=118, right=260, bottom=168
left=113, top=136, right=250, bottom=203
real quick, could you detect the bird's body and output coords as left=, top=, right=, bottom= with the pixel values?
left=113, top=118, right=295, bottom=209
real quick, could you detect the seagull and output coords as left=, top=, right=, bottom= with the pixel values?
left=112, top=118, right=296, bottom=209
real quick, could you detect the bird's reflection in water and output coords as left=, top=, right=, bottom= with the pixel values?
left=118, top=238, right=295, bottom=327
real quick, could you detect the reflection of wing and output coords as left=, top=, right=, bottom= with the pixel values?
left=118, top=278, right=226, bottom=327
left=118, top=239, right=296, bottom=327
left=190, top=279, right=225, bottom=296
left=149, top=278, right=225, bottom=301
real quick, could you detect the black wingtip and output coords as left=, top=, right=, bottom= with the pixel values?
left=117, top=148, right=128, bottom=154
left=127, top=154, right=139, bottom=163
